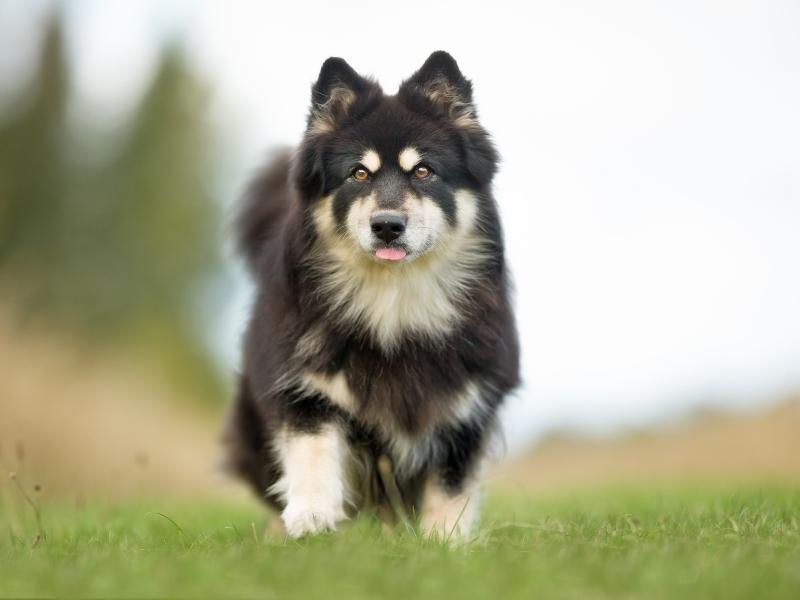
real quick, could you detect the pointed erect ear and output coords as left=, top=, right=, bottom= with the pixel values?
left=398, top=51, right=476, bottom=127
left=399, top=52, right=497, bottom=184
left=307, top=57, right=379, bottom=134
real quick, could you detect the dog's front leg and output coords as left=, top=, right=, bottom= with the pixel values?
left=273, top=416, right=350, bottom=538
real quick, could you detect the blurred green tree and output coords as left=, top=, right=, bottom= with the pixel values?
left=0, top=11, right=69, bottom=291
left=0, top=12, right=226, bottom=405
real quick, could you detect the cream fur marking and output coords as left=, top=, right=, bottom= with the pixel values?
left=309, top=87, right=356, bottom=135
left=348, top=193, right=380, bottom=251
left=420, top=477, right=480, bottom=541
left=385, top=380, right=486, bottom=475
left=398, top=146, right=421, bottom=171
left=294, top=326, right=325, bottom=359
left=302, top=371, right=357, bottom=414
left=384, top=429, right=435, bottom=476
left=449, top=381, right=487, bottom=423
left=423, top=77, right=478, bottom=129
left=312, top=194, right=336, bottom=237
left=453, top=189, right=480, bottom=232
left=271, top=425, right=350, bottom=537
left=399, top=192, right=444, bottom=253
left=360, top=149, right=381, bottom=173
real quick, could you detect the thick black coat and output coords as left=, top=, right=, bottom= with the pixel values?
left=224, top=52, right=519, bottom=515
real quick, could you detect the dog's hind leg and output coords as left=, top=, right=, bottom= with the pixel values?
left=419, top=420, right=487, bottom=542
left=419, top=474, right=480, bottom=542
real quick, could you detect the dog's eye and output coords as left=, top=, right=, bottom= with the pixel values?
left=352, top=167, right=370, bottom=182
left=414, top=164, right=432, bottom=179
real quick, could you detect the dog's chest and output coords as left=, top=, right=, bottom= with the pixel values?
left=299, top=336, right=482, bottom=436
left=302, top=364, right=483, bottom=475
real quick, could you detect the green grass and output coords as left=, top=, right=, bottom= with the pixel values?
left=1, top=486, right=799, bottom=599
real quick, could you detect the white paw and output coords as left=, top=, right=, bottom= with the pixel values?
left=281, top=495, right=346, bottom=538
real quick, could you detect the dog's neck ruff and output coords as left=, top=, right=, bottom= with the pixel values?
left=308, top=236, right=489, bottom=350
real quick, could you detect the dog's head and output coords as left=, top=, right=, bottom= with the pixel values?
left=295, top=51, right=498, bottom=265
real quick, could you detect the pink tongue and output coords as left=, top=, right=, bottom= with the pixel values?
left=375, top=247, right=407, bottom=261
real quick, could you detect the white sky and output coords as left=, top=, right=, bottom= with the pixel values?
left=5, top=0, right=800, bottom=449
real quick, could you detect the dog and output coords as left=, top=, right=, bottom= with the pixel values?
left=224, top=51, right=519, bottom=540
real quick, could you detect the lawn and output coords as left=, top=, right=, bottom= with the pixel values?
left=1, top=485, right=799, bottom=599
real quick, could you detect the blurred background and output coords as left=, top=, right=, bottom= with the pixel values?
left=1, top=0, right=799, bottom=499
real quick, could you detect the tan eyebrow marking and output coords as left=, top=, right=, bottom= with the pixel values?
left=398, top=147, right=421, bottom=172
left=360, top=149, right=381, bottom=173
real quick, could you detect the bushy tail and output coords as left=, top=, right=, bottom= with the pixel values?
left=235, top=148, right=294, bottom=273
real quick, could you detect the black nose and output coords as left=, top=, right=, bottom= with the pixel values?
left=370, top=213, right=406, bottom=243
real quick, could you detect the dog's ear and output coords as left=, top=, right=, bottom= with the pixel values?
left=297, top=58, right=381, bottom=198
left=398, top=51, right=476, bottom=128
left=307, top=57, right=379, bottom=134
left=400, top=51, right=497, bottom=184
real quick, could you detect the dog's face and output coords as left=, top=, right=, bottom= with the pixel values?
left=296, top=52, right=497, bottom=265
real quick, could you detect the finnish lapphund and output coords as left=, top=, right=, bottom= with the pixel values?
left=224, top=51, right=519, bottom=540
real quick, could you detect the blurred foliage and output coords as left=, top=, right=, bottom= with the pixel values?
left=0, top=12, right=227, bottom=405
